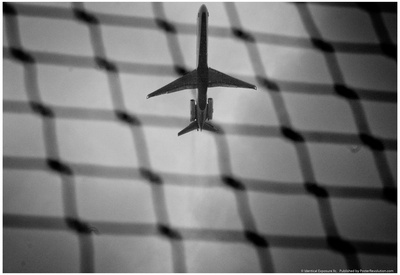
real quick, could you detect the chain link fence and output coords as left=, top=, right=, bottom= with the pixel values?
left=3, top=2, right=397, bottom=272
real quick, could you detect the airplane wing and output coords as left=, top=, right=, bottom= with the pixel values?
left=147, top=69, right=198, bottom=99
left=208, top=67, right=257, bottom=90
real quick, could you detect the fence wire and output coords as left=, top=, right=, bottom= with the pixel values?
left=3, top=2, right=397, bottom=273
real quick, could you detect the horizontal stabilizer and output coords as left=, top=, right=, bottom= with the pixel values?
left=203, top=122, right=218, bottom=133
left=147, top=69, right=198, bottom=99
left=178, top=121, right=198, bottom=136
left=208, top=67, right=257, bottom=90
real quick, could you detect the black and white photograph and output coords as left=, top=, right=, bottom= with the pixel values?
left=3, top=2, right=397, bottom=273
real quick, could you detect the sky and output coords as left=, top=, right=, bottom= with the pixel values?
left=3, top=2, right=397, bottom=273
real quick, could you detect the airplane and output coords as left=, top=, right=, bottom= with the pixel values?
left=147, top=4, right=257, bottom=136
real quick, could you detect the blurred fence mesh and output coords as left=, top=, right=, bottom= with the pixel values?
left=3, top=2, right=397, bottom=273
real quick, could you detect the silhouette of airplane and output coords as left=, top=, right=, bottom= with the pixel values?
left=147, top=4, right=257, bottom=136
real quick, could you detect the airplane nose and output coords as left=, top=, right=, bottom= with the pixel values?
left=199, top=4, right=209, bottom=17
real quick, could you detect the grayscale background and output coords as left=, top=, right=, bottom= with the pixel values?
left=3, top=2, right=397, bottom=273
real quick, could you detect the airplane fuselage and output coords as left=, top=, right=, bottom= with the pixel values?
left=195, top=4, right=209, bottom=131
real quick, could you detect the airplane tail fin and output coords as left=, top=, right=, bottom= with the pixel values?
left=178, top=121, right=198, bottom=136
left=177, top=121, right=218, bottom=136
left=203, top=122, right=218, bottom=133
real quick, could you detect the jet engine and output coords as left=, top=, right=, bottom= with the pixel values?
left=190, top=99, right=196, bottom=122
left=207, top=98, right=213, bottom=120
